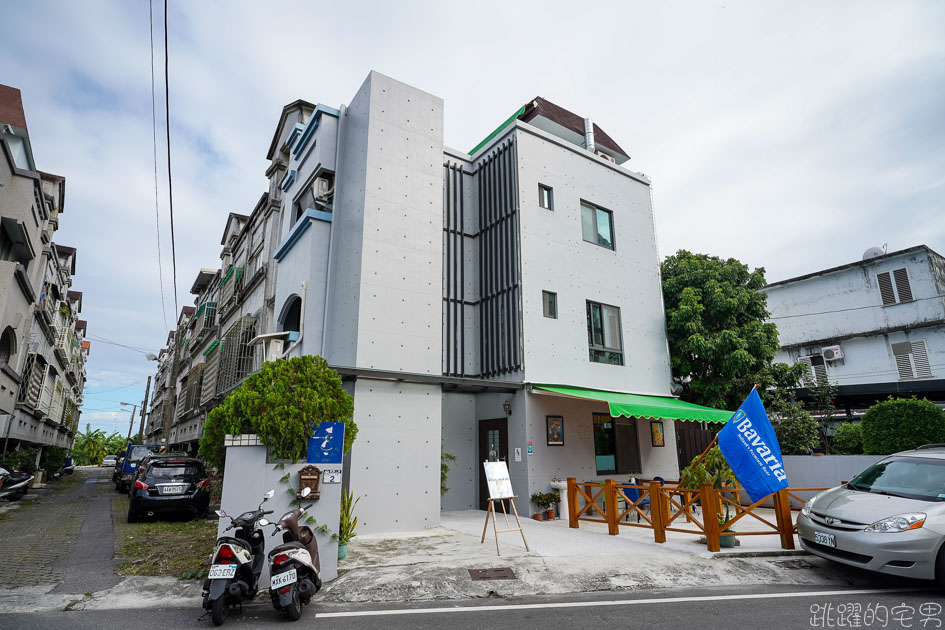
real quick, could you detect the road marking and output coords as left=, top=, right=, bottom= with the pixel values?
left=315, top=588, right=926, bottom=618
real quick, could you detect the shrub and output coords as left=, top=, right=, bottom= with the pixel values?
left=861, top=397, right=945, bottom=455
left=198, top=356, right=356, bottom=471
left=831, top=423, right=863, bottom=455
left=770, top=397, right=820, bottom=455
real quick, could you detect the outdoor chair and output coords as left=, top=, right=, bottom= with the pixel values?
left=620, top=480, right=650, bottom=523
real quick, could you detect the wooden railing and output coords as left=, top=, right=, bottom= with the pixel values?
left=567, top=477, right=828, bottom=552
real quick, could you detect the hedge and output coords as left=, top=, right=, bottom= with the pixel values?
left=861, top=397, right=945, bottom=455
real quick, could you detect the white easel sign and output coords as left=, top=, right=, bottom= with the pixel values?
left=484, top=461, right=514, bottom=500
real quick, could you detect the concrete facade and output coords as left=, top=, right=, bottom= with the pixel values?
left=763, top=246, right=945, bottom=413
left=152, top=71, right=678, bottom=536
left=0, top=84, right=88, bottom=460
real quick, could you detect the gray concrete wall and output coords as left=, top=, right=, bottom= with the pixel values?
left=218, top=443, right=341, bottom=583
left=346, top=379, right=442, bottom=533
left=783, top=455, right=883, bottom=489
left=441, top=392, right=477, bottom=511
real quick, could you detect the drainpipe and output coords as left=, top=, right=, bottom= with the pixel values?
left=281, top=280, right=306, bottom=358
left=584, top=117, right=596, bottom=154
left=321, top=105, right=347, bottom=356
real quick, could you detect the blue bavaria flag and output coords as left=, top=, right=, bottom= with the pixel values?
left=717, top=388, right=789, bottom=503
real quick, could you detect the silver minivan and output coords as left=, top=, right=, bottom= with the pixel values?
left=797, top=446, right=945, bottom=583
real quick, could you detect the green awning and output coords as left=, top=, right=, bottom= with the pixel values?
left=534, top=385, right=734, bottom=424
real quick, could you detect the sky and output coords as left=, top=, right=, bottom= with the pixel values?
left=2, top=1, right=943, bottom=435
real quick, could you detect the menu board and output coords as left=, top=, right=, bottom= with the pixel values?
left=483, top=461, right=514, bottom=499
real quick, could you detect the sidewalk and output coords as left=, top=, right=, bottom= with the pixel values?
left=318, top=509, right=868, bottom=603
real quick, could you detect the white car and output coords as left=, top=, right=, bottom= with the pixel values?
left=797, top=445, right=945, bottom=584
left=101, top=455, right=118, bottom=467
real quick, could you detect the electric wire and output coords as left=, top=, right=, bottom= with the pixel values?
left=164, top=0, right=179, bottom=317
left=85, top=333, right=155, bottom=355
left=82, top=378, right=148, bottom=395
left=149, top=0, right=169, bottom=331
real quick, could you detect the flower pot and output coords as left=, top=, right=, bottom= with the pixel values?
left=545, top=509, right=555, bottom=521
left=338, top=543, right=348, bottom=559
left=533, top=513, right=544, bottom=521
left=719, top=533, right=737, bottom=548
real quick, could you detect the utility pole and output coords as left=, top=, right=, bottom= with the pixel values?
left=162, top=330, right=181, bottom=452
left=137, top=375, right=152, bottom=443
left=124, top=403, right=138, bottom=443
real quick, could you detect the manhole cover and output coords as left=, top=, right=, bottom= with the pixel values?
left=770, top=559, right=815, bottom=570
left=469, top=568, right=516, bottom=581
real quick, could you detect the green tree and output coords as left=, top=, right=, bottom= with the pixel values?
left=199, top=356, right=356, bottom=472
left=661, top=250, right=804, bottom=410
left=861, top=397, right=945, bottom=455
left=768, top=393, right=819, bottom=455
left=73, top=424, right=108, bottom=465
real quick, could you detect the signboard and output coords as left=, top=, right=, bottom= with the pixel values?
left=483, top=461, right=514, bottom=500
left=718, top=388, right=789, bottom=503
left=514, top=447, right=522, bottom=462
left=320, top=467, right=343, bottom=484
left=307, top=422, right=345, bottom=464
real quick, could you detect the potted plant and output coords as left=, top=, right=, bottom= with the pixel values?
left=718, top=512, right=737, bottom=548
left=530, top=492, right=549, bottom=520
left=545, top=491, right=558, bottom=521
left=337, top=490, right=360, bottom=559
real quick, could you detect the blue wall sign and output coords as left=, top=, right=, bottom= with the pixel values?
left=307, top=422, right=345, bottom=464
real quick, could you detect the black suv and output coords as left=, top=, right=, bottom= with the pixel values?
left=128, top=455, right=210, bottom=523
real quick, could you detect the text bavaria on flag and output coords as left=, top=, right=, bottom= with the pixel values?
left=717, top=388, right=788, bottom=503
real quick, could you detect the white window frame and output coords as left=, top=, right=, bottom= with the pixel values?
left=580, top=201, right=615, bottom=250
left=586, top=300, right=623, bottom=365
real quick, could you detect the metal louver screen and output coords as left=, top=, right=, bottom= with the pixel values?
left=201, top=349, right=220, bottom=403
left=891, top=341, right=920, bottom=379
left=893, top=268, right=913, bottom=302
left=796, top=356, right=828, bottom=386
left=877, top=272, right=896, bottom=305
left=911, top=340, right=932, bottom=378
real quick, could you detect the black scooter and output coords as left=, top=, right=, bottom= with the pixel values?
left=202, top=490, right=274, bottom=626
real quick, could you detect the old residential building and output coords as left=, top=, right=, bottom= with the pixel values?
left=149, top=71, right=729, bottom=533
left=763, top=245, right=945, bottom=414
left=0, top=84, right=88, bottom=458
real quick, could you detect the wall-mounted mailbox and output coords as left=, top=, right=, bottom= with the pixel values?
left=298, top=464, right=321, bottom=500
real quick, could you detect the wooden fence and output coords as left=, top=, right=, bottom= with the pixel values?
left=566, top=478, right=827, bottom=552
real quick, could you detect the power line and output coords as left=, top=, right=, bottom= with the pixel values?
left=164, top=0, right=179, bottom=317
left=85, top=333, right=154, bottom=355
left=83, top=378, right=148, bottom=395
left=768, top=294, right=945, bottom=320
left=149, top=0, right=169, bottom=332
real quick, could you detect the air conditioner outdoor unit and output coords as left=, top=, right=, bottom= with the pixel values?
left=314, top=177, right=332, bottom=200
left=596, top=150, right=616, bottom=164
left=822, top=345, right=844, bottom=361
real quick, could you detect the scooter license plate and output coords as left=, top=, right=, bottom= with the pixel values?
left=208, top=564, right=237, bottom=579
left=270, top=569, right=297, bottom=589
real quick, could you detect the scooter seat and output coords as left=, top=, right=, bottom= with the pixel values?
left=268, top=541, right=305, bottom=556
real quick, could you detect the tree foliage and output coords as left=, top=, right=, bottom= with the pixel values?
left=199, top=356, right=356, bottom=472
left=832, top=423, right=863, bottom=455
left=861, top=397, right=945, bottom=455
left=678, top=445, right=735, bottom=490
left=72, top=425, right=125, bottom=465
left=769, top=393, right=820, bottom=455
left=661, top=250, right=803, bottom=410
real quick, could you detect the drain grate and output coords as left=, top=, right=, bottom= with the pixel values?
left=770, top=559, right=815, bottom=570
left=469, top=567, right=516, bottom=581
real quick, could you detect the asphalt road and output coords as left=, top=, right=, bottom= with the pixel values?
left=4, top=584, right=941, bottom=630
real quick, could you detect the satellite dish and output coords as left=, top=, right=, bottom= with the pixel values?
left=863, top=247, right=885, bottom=260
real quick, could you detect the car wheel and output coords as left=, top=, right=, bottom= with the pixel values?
left=936, top=543, right=945, bottom=590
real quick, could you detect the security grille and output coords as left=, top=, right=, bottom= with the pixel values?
left=217, top=316, right=258, bottom=393
left=892, top=340, right=932, bottom=379
left=17, top=352, right=44, bottom=408
left=201, top=344, right=220, bottom=403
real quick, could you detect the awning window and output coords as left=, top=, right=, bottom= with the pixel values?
left=534, top=385, right=733, bottom=423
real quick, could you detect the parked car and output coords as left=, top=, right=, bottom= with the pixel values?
left=101, top=455, right=118, bottom=468
left=797, top=445, right=945, bottom=585
left=115, top=444, right=162, bottom=492
left=0, top=467, right=34, bottom=501
left=127, top=455, right=210, bottom=523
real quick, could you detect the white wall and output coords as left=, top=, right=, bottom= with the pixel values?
left=514, top=124, right=672, bottom=396
left=218, top=444, right=341, bottom=583
left=441, top=392, right=477, bottom=510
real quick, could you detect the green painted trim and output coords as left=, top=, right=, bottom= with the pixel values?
left=469, top=103, right=528, bottom=156
left=534, top=385, right=734, bottom=423
left=202, top=339, right=220, bottom=356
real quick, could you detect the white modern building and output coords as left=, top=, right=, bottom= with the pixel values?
left=255, top=71, right=733, bottom=533
left=763, top=245, right=945, bottom=414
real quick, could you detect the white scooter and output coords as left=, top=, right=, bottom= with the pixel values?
left=266, top=487, right=322, bottom=621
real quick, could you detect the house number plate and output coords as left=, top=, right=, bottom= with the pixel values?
left=321, top=468, right=342, bottom=484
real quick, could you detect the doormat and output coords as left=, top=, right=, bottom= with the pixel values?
left=468, top=567, right=516, bottom=581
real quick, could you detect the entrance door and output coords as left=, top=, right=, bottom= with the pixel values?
left=676, top=420, right=715, bottom=473
left=478, top=418, right=508, bottom=510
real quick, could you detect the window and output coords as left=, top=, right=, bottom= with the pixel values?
left=586, top=301, right=623, bottom=365
left=797, top=355, right=827, bottom=386
left=0, top=327, right=15, bottom=366
left=538, top=184, right=554, bottom=210
left=280, top=295, right=302, bottom=333
left=593, top=413, right=641, bottom=475
left=877, top=269, right=913, bottom=305
left=581, top=202, right=614, bottom=250
left=542, top=291, right=557, bottom=319
left=892, top=340, right=932, bottom=379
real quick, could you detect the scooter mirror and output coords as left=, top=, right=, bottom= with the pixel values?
left=216, top=510, right=227, bottom=518
left=258, top=518, right=270, bottom=527
left=263, top=489, right=275, bottom=501
left=300, top=487, right=312, bottom=498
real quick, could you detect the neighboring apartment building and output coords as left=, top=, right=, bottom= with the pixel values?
left=763, top=245, right=945, bottom=414
left=148, top=71, right=726, bottom=533
left=0, top=84, right=88, bottom=460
